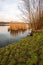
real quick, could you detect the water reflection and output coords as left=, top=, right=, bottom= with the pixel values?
left=8, top=30, right=26, bottom=36
left=0, top=26, right=29, bottom=47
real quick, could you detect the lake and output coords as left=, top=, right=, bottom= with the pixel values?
left=0, top=26, right=30, bottom=47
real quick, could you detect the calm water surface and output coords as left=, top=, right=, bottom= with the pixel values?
left=0, top=26, right=30, bottom=47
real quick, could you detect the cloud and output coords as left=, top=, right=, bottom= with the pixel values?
left=0, top=0, right=24, bottom=22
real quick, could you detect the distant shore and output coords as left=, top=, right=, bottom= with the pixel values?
left=0, top=22, right=29, bottom=26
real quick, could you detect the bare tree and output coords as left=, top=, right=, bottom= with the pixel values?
left=18, top=0, right=43, bottom=31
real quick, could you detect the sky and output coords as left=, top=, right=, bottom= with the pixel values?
left=0, top=0, right=25, bottom=22
left=0, top=0, right=42, bottom=22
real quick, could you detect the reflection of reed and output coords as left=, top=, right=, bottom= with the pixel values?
left=10, top=30, right=18, bottom=36
left=21, top=30, right=26, bottom=34
left=8, top=29, right=27, bottom=36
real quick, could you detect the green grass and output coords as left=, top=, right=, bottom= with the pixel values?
left=0, top=32, right=43, bottom=65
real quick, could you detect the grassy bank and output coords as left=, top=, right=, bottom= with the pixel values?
left=0, top=32, right=43, bottom=65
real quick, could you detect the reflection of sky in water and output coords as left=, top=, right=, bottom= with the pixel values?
left=0, top=26, right=9, bottom=34
left=0, top=26, right=30, bottom=47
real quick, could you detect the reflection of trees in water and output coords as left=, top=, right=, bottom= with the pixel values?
left=8, top=30, right=26, bottom=36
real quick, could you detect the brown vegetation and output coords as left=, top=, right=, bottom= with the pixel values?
left=9, top=22, right=29, bottom=31
left=19, top=0, right=43, bottom=32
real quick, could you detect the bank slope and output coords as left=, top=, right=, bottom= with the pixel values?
left=0, top=32, right=43, bottom=65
